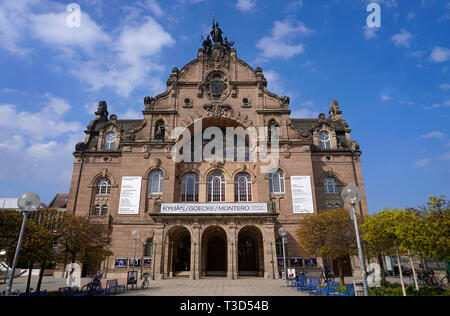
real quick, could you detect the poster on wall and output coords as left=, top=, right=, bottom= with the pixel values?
left=290, top=176, right=315, bottom=214
left=129, top=258, right=141, bottom=268
left=118, top=176, right=142, bottom=215
left=143, top=258, right=152, bottom=268
left=115, top=258, right=128, bottom=268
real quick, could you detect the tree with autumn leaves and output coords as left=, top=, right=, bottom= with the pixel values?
left=0, top=209, right=112, bottom=292
left=296, top=196, right=449, bottom=291
left=296, top=208, right=358, bottom=285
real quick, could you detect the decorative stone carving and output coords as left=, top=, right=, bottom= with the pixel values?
left=329, top=100, right=343, bottom=121
left=204, top=103, right=229, bottom=118
left=205, top=72, right=229, bottom=101
left=280, top=96, right=290, bottom=110
left=209, top=160, right=224, bottom=169
left=144, top=96, right=155, bottom=110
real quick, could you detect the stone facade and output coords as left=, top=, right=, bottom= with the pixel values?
left=66, top=23, right=368, bottom=280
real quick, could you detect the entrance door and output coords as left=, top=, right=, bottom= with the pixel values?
left=206, top=236, right=226, bottom=276
left=238, top=236, right=258, bottom=275
left=173, top=236, right=191, bottom=275
left=333, top=256, right=352, bottom=277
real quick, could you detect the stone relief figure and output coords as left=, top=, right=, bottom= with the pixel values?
left=155, top=123, right=165, bottom=141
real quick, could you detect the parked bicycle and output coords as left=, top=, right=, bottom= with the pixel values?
left=141, top=272, right=150, bottom=290
left=320, top=269, right=335, bottom=284
left=411, top=269, right=441, bottom=288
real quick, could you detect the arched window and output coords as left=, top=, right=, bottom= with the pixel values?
left=104, top=132, right=116, bottom=151
left=324, top=177, right=339, bottom=194
left=101, top=205, right=108, bottom=216
left=181, top=174, right=199, bottom=202
left=93, top=205, right=100, bottom=215
left=235, top=173, right=252, bottom=202
left=208, top=173, right=225, bottom=202
left=144, top=238, right=153, bottom=257
left=319, top=131, right=331, bottom=149
left=96, top=178, right=111, bottom=195
left=148, top=170, right=164, bottom=195
left=269, top=170, right=285, bottom=194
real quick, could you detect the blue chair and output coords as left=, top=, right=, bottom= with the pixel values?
left=303, top=277, right=321, bottom=295
left=295, top=275, right=308, bottom=292
left=311, top=280, right=340, bottom=296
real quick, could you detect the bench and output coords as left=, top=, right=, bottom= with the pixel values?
left=310, top=280, right=340, bottom=296
left=19, top=290, right=47, bottom=296
left=58, top=286, right=80, bottom=296
left=105, top=279, right=126, bottom=296
left=75, top=281, right=105, bottom=296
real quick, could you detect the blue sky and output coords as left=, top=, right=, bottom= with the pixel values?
left=0, top=0, right=449, bottom=212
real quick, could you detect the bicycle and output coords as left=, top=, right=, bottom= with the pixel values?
left=440, top=275, right=449, bottom=289
left=320, top=270, right=335, bottom=284
left=141, top=272, right=150, bottom=290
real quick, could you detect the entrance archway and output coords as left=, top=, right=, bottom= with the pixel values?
left=201, top=226, right=228, bottom=277
left=238, top=226, right=264, bottom=277
left=166, top=226, right=191, bottom=278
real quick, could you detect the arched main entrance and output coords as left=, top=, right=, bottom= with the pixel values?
left=201, top=226, right=228, bottom=277
left=238, top=226, right=264, bottom=277
left=166, top=226, right=191, bottom=278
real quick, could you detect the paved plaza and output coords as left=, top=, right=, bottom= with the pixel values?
left=1, top=275, right=414, bottom=296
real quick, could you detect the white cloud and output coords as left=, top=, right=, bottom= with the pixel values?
left=420, top=131, right=446, bottom=139
left=423, top=100, right=450, bottom=110
left=236, top=0, right=256, bottom=12
left=363, top=26, right=379, bottom=39
left=0, top=95, right=83, bottom=187
left=430, top=46, right=450, bottom=63
left=0, top=1, right=175, bottom=97
left=391, top=29, right=413, bottom=48
left=256, top=20, right=314, bottom=60
left=380, top=93, right=391, bottom=102
left=0, top=95, right=81, bottom=141
left=440, top=83, right=450, bottom=90
left=414, top=152, right=450, bottom=168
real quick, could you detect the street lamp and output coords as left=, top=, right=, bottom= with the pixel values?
left=341, top=185, right=369, bottom=296
left=278, top=227, right=288, bottom=287
left=131, top=230, right=140, bottom=290
left=6, top=192, right=41, bottom=296
left=141, top=237, right=147, bottom=279
left=270, top=239, right=275, bottom=280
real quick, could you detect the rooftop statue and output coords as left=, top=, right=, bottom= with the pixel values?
left=201, top=17, right=235, bottom=56
left=210, top=21, right=223, bottom=44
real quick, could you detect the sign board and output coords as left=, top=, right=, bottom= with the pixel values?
left=161, top=203, right=268, bottom=214
left=385, top=256, right=393, bottom=271
left=288, top=269, right=296, bottom=280
left=118, top=176, right=142, bottom=215
left=290, top=176, right=315, bottom=214
left=127, top=271, right=138, bottom=285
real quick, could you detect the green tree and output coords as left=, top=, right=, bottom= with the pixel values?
left=296, top=208, right=357, bottom=285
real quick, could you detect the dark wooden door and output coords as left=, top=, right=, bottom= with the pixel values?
left=238, top=236, right=258, bottom=272
left=207, top=236, right=226, bottom=271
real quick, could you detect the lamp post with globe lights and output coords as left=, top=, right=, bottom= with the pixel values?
left=341, top=185, right=369, bottom=296
left=6, top=192, right=41, bottom=296
left=131, top=230, right=140, bottom=290
left=278, top=227, right=289, bottom=287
